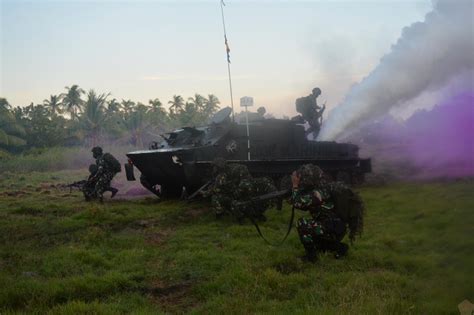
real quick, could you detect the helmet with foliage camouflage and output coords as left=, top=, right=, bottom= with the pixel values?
left=297, top=164, right=324, bottom=188
left=229, top=163, right=251, bottom=182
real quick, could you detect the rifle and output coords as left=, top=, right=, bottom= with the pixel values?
left=186, top=180, right=213, bottom=202
left=64, top=180, right=88, bottom=193
left=233, top=188, right=291, bottom=209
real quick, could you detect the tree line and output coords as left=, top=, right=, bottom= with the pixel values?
left=0, top=85, right=221, bottom=153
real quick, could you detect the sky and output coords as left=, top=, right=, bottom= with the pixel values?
left=1, top=0, right=432, bottom=117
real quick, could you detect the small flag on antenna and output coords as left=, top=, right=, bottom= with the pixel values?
left=225, top=35, right=231, bottom=63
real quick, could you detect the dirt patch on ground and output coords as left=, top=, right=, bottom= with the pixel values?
left=1, top=190, right=28, bottom=197
left=131, top=219, right=160, bottom=229
left=145, top=228, right=174, bottom=246
left=185, top=207, right=208, bottom=219
left=147, top=279, right=198, bottom=313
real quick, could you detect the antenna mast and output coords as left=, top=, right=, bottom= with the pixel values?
left=220, top=0, right=235, bottom=122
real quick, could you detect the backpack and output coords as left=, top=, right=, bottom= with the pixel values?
left=327, top=182, right=365, bottom=243
left=103, top=153, right=122, bottom=173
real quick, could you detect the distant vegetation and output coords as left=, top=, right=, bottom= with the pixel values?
left=0, top=85, right=221, bottom=154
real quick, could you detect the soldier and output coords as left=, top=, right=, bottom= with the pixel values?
left=90, top=146, right=120, bottom=202
left=232, top=176, right=277, bottom=222
left=83, top=164, right=118, bottom=201
left=290, top=164, right=364, bottom=262
left=293, top=87, right=326, bottom=138
left=207, top=158, right=252, bottom=218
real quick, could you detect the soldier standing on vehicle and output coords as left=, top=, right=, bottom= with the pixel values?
left=293, top=87, right=326, bottom=138
left=90, top=146, right=120, bottom=202
left=290, top=164, right=364, bottom=262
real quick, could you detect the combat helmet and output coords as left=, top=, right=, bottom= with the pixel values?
left=312, top=87, right=321, bottom=97
left=91, top=146, right=103, bottom=155
left=297, top=164, right=324, bottom=189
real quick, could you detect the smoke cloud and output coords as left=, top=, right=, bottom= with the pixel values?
left=319, top=0, right=474, bottom=140
left=345, top=91, right=474, bottom=179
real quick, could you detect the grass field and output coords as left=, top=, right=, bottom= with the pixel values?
left=0, top=169, right=473, bottom=314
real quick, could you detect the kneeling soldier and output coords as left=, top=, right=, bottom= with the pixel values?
left=290, top=164, right=364, bottom=262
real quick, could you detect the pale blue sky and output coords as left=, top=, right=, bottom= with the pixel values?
left=1, top=0, right=431, bottom=116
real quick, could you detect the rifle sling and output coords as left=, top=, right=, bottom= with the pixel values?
left=248, top=205, right=295, bottom=247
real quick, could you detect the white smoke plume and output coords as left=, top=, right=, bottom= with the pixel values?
left=318, top=0, right=474, bottom=141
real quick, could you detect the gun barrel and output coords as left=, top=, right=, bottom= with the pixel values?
left=234, top=189, right=291, bottom=208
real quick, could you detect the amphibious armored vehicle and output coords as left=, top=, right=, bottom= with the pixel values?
left=125, top=107, right=371, bottom=197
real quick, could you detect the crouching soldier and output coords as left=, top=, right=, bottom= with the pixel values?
left=206, top=158, right=252, bottom=219
left=90, top=146, right=121, bottom=202
left=232, top=176, right=277, bottom=222
left=290, top=164, right=364, bottom=262
left=83, top=164, right=118, bottom=201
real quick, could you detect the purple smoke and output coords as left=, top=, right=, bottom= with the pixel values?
left=319, top=0, right=474, bottom=140
left=345, top=91, right=474, bottom=179
left=404, top=92, right=473, bottom=178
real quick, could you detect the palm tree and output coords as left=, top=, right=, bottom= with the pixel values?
left=168, top=95, right=184, bottom=116
left=148, top=98, right=167, bottom=124
left=188, top=94, right=206, bottom=112
left=148, top=98, right=163, bottom=113
left=124, top=104, right=149, bottom=147
left=204, top=94, right=220, bottom=116
left=61, top=85, right=85, bottom=120
left=43, top=95, right=62, bottom=115
left=106, top=98, right=121, bottom=114
left=79, top=90, right=109, bottom=146
left=0, top=99, right=26, bottom=150
left=121, top=99, right=136, bottom=116
left=0, top=98, right=10, bottom=110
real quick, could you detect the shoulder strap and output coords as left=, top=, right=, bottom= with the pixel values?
left=249, top=205, right=295, bottom=247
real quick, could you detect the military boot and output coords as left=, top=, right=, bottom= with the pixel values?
left=110, top=188, right=118, bottom=198
left=302, top=245, right=318, bottom=263
left=334, top=242, right=349, bottom=259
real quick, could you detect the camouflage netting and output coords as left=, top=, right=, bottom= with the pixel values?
left=327, top=182, right=365, bottom=243
left=297, top=164, right=324, bottom=189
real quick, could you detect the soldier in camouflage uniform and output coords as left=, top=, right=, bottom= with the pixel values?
left=90, top=146, right=119, bottom=202
left=83, top=163, right=118, bottom=201
left=208, top=159, right=277, bottom=221
left=232, top=176, right=277, bottom=222
left=208, top=159, right=252, bottom=218
left=290, top=164, right=364, bottom=262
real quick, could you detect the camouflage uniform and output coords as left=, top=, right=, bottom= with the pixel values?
left=83, top=164, right=98, bottom=201
left=232, top=177, right=277, bottom=221
left=83, top=163, right=118, bottom=201
left=90, top=147, right=119, bottom=202
left=210, top=163, right=251, bottom=217
left=290, top=164, right=349, bottom=261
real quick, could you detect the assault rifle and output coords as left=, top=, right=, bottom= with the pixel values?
left=64, top=180, right=88, bottom=192
left=186, top=180, right=213, bottom=202
left=233, top=188, right=291, bottom=210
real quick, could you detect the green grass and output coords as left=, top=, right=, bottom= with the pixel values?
left=0, top=170, right=472, bottom=314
